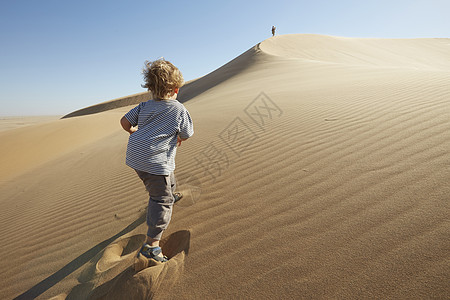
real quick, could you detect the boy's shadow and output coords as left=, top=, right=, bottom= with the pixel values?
left=14, top=214, right=147, bottom=300
left=66, top=230, right=190, bottom=300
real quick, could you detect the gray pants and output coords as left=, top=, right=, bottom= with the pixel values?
left=135, top=170, right=176, bottom=240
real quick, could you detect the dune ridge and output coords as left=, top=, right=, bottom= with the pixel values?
left=1, top=34, right=449, bottom=299
left=61, top=92, right=151, bottom=119
left=260, top=34, right=450, bottom=69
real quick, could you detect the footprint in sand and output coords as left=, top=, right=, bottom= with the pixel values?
left=66, top=231, right=190, bottom=300
left=174, top=173, right=202, bottom=208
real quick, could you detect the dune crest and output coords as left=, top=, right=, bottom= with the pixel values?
left=61, top=92, right=151, bottom=119
left=260, top=34, right=450, bottom=69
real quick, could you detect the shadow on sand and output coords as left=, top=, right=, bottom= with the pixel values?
left=67, top=230, right=190, bottom=299
left=14, top=213, right=146, bottom=300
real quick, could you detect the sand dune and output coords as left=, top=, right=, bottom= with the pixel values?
left=1, top=34, right=449, bottom=299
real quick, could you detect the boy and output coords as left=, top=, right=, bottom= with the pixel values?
left=120, top=59, right=194, bottom=267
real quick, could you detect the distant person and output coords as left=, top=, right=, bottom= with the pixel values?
left=120, top=58, right=194, bottom=269
left=272, top=25, right=276, bottom=36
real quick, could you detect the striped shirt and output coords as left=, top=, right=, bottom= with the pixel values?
left=125, top=99, right=194, bottom=175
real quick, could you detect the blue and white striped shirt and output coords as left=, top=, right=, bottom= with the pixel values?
left=125, top=99, right=194, bottom=175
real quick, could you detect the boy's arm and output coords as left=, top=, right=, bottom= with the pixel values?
left=178, top=109, right=194, bottom=142
left=120, top=116, right=137, bottom=134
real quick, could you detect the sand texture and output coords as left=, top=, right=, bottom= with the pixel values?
left=0, top=116, right=61, bottom=133
left=1, top=34, right=449, bottom=299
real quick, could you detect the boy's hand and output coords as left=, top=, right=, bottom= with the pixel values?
left=177, top=136, right=187, bottom=146
left=120, top=116, right=137, bottom=135
left=129, top=127, right=137, bottom=134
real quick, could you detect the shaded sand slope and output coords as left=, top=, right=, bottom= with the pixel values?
left=60, top=77, right=200, bottom=119
left=61, top=92, right=151, bottom=119
left=0, top=34, right=449, bottom=299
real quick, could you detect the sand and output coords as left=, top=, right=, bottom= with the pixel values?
left=0, top=34, right=449, bottom=299
left=0, top=116, right=61, bottom=133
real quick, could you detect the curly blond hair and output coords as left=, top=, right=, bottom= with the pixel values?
left=141, top=58, right=184, bottom=99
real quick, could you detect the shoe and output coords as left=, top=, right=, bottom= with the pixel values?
left=173, top=192, right=183, bottom=203
left=134, top=244, right=168, bottom=271
left=138, top=244, right=168, bottom=263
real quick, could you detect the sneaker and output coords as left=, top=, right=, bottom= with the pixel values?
left=138, top=244, right=168, bottom=263
left=173, top=192, right=183, bottom=203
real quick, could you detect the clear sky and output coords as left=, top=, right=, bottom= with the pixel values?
left=1, top=0, right=449, bottom=116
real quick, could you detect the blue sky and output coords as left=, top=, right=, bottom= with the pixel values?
left=1, top=0, right=449, bottom=116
